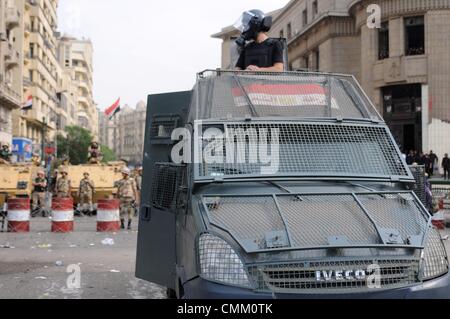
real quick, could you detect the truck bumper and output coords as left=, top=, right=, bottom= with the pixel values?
left=183, top=273, right=450, bottom=299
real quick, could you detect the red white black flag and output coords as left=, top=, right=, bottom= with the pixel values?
left=105, top=97, right=121, bottom=120
left=21, top=95, right=33, bottom=110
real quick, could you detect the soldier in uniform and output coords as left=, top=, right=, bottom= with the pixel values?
left=31, top=153, right=41, bottom=166
left=134, top=166, right=143, bottom=217
left=32, top=170, right=48, bottom=216
left=117, top=167, right=138, bottom=230
left=88, top=141, right=102, bottom=164
left=0, top=143, right=12, bottom=164
left=55, top=168, right=72, bottom=198
left=78, top=172, right=95, bottom=215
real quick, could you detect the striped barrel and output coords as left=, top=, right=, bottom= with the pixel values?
left=7, top=198, right=31, bottom=233
left=432, top=212, right=445, bottom=230
left=51, top=198, right=74, bottom=233
left=97, top=199, right=120, bottom=232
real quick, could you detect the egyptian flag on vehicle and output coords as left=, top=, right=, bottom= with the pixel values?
left=21, top=95, right=33, bottom=111
left=232, top=83, right=339, bottom=109
left=105, top=97, right=121, bottom=120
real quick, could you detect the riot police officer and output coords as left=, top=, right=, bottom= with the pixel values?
left=234, top=9, right=284, bottom=72
left=117, top=167, right=138, bottom=230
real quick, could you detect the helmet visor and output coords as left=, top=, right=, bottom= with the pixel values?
left=233, top=11, right=256, bottom=32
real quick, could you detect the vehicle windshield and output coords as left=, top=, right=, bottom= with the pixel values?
left=190, top=71, right=411, bottom=182
left=189, top=70, right=383, bottom=122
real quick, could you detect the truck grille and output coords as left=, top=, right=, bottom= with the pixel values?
left=248, top=259, right=420, bottom=293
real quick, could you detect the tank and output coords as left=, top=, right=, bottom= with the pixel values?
left=0, top=162, right=42, bottom=209
left=62, top=161, right=126, bottom=207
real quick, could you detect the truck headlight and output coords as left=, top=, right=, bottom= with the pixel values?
left=421, top=228, right=449, bottom=281
left=198, top=233, right=252, bottom=288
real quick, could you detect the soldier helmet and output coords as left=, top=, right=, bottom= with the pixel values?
left=121, top=167, right=131, bottom=175
left=83, top=172, right=90, bottom=176
left=59, top=167, right=68, bottom=174
left=137, top=167, right=143, bottom=171
left=37, top=170, right=45, bottom=176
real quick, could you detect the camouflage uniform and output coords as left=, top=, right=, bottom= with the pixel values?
left=117, top=176, right=137, bottom=224
left=79, top=176, right=95, bottom=212
left=32, top=176, right=47, bottom=212
left=0, top=146, right=12, bottom=164
left=56, top=176, right=71, bottom=198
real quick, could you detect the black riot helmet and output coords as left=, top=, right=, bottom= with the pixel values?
left=234, top=9, right=273, bottom=47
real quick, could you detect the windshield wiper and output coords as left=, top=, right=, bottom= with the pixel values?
left=232, top=74, right=259, bottom=117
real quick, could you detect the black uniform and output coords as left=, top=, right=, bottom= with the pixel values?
left=236, top=38, right=284, bottom=70
left=442, top=157, right=450, bottom=180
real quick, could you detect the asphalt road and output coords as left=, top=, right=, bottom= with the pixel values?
left=0, top=217, right=165, bottom=299
left=1, top=217, right=449, bottom=299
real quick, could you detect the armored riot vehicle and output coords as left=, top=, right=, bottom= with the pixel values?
left=136, top=70, right=449, bottom=299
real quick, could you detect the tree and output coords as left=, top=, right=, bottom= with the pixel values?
left=57, top=126, right=93, bottom=165
left=101, top=144, right=117, bottom=163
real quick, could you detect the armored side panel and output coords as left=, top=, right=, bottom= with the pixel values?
left=135, top=91, right=191, bottom=288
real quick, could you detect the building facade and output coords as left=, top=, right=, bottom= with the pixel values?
left=213, top=0, right=450, bottom=161
left=99, top=101, right=146, bottom=165
left=58, top=35, right=98, bottom=137
left=0, top=0, right=24, bottom=145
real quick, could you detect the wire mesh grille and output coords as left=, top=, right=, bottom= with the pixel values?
left=409, top=166, right=427, bottom=205
left=203, top=192, right=429, bottom=251
left=205, top=196, right=285, bottom=248
left=422, top=228, right=449, bottom=280
left=151, top=163, right=185, bottom=210
left=191, top=70, right=381, bottom=121
left=197, top=122, right=410, bottom=180
left=277, top=195, right=380, bottom=247
left=248, top=259, right=420, bottom=293
left=358, top=193, right=429, bottom=239
left=150, top=115, right=179, bottom=139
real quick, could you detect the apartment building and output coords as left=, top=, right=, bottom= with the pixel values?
left=99, top=101, right=146, bottom=165
left=0, top=0, right=24, bottom=145
left=58, top=35, right=98, bottom=137
left=213, top=0, right=450, bottom=160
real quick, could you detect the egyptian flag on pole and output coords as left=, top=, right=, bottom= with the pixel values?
left=21, top=95, right=33, bottom=111
left=105, top=98, right=121, bottom=120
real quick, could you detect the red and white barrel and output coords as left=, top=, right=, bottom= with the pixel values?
left=7, top=198, right=30, bottom=233
left=432, top=212, right=446, bottom=230
left=51, top=198, right=74, bottom=233
left=97, top=199, right=120, bottom=232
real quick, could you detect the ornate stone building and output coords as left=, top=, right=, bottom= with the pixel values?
left=213, top=0, right=450, bottom=160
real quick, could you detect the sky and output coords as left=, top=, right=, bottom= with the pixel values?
left=58, top=0, right=290, bottom=110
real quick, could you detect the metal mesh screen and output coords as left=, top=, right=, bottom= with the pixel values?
left=150, top=115, right=179, bottom=139
left=151, top=163, right=185, bottom=210
left=190, top=70, right=382, bottom=121
left=197, top=122, right=411, bottom=180
left=409, top=166, right=427, bottom=205
left=277, top=195, right=379, bottom=247
left=422, top=228, right=449, bottom=279
left=248, top=258, right=420, bottom=293
left=203, top=192, right=429, bottom=251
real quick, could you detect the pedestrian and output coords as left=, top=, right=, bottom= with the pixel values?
left=32, top=170, right=48, bottom=217
left=49, top=170, right=58, bottom=193
left=406, top=151, right=414, bottom=165
left=424, top=154, right=432, bottom=176
left=234, top=9, right=284, bottom=72
left=442, top=153, right=450, bottom=180
left=117, top=167, right=138, bottom=230
left=429, top=150, right=438, bottom=177
left=78, top=172, right=95, bottom=215
left=55, top=168, right=72, bottom=198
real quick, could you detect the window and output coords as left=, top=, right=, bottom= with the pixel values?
left=279, top=29, right=284, bottom=39
left=287, top=23, right=292, bottom=39
left=405, top=16, right=425, bottom=56
left=313, top=0, right=318, bottom=17
left=304, top=55, right=309, bottom=69
left=314, top=49, right=320, bottom=70
left=302, top=9, right=308, bottom=26
left=378, top=22, right=389, bottom=60
left=29, top=70, right=33, bottom=81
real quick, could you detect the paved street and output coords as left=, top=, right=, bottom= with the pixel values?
left=0, top=217, right=165, bottom=299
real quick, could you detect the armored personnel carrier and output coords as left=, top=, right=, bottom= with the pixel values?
left=136, top=70, right=449, bottom=299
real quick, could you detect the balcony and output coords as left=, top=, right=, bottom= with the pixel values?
left=6, top=8, right=20, bottom=28
left=4, top=44, right=20, bottom=69
left=78, top=96, right=90, bottom=107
